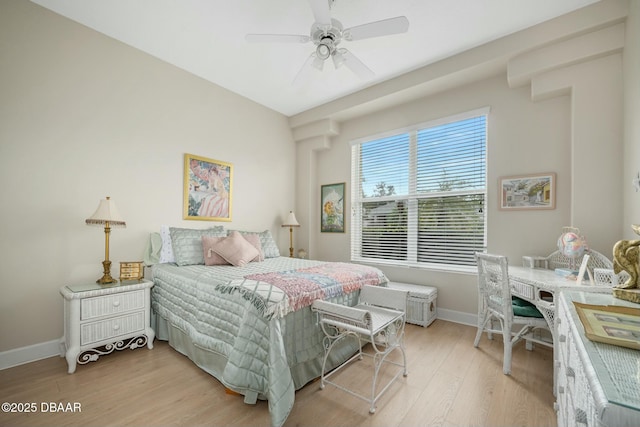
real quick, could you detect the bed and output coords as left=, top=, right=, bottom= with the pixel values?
left=149, top=228, right=389, bottom=427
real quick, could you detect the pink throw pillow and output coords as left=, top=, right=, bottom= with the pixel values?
left=202, top=236, right=228, bottom=266
left=241, top=233, right=264, bottom=262
left=211, top=231, right=260, bottom=267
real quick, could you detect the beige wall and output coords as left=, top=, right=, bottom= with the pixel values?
left=624, top=0, right=640, bottom=237
left=0, top=1, right=295, bottom=352
left=293, top=1, right=628, bottom=318
left=311, top=75, right=576, bottom=316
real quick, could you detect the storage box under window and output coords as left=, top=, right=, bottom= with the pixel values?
left=387, top=282, right=437, bottom=327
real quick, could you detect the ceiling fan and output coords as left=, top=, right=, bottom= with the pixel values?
left=245, top=0, right=409, bottom=83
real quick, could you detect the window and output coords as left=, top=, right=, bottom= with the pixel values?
left=350, top=108, right=488, bottom=271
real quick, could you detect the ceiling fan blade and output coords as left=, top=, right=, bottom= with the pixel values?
left=245, top=34, right=310, bottom=43
left=308, top=0, right=332, bottom=27
left=293, top=52, right=322, bottom=86
left=343, top=16, right=409, bottom=41
left=339, top=48, right=374, bottom=79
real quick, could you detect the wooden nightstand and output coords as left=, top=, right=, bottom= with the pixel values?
left=59, top=280, right=155, bottom=374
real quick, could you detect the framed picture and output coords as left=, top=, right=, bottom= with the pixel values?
left=321, top=183, right=345, bottom=233
left=183, top=153, right=233, bottom=221
left=499, top=172, right=556, bottom=210
left=574, top=302, right=640, bottom=350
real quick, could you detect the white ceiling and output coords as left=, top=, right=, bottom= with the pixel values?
left=31, top=0, right=599, bottom=117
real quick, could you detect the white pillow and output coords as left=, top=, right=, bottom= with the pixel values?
left=159, top=225, right=175, bottom=264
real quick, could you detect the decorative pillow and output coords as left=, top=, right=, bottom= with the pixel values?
left=242, top=233, right=264, bottom=262
left=170, top=226, right=226, bottom=266
left=229, top=229, right=280, bottom=258
left=202, top=236, right=228, bottom=266
left=159, top=225, right=176, bottom=264
left=211, top=231, right=260, bottom=267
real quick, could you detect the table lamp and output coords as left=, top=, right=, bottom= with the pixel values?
left=281, top=211, right=300, bottom=258
left=86, top=196, right=126, bottom=284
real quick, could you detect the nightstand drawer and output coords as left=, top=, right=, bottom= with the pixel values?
left=80, top=311, right=145, bottom=346
left=81, top=290, right=145, bottom=320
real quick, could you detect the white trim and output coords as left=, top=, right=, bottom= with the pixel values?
left=0, top=339, right=61, bottom=370
left=350, top=106, right=491, bottom=146
left=436, top=307, right=477, bottom=327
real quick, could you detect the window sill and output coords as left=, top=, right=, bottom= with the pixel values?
left=351, top=257, right=477, bottom=275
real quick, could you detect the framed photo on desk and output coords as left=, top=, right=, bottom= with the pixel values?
left=574, top=302, right=640, bottom=350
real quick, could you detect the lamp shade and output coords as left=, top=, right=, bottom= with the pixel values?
left=86, top=197, right=126, bottom=228
left=282, top=211, right=300, bottom=227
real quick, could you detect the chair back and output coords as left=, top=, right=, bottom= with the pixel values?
left=546, top=249, right=612, bottom=275
left=475, top=253, right=513, bottom=323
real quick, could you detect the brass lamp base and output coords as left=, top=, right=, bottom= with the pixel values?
left=288, top=226, right=295, bottom=258
left=97, top=260, right=118, bottom=285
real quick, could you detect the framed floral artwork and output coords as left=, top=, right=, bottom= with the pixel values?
left=321, top=183, right=345, bottom=233
left=183, top=153, right=233, bottom=221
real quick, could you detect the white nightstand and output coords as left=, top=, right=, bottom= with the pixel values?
left=59, top=280, right=155, bottom=374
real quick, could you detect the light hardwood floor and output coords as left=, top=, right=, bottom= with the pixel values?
left=0, top=320, right=556, bottom=427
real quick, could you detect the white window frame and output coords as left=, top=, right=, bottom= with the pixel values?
left=350, top=107, right=489, bottom=273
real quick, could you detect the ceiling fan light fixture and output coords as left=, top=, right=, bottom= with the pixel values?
left=316, top=42, right=331, bottom=60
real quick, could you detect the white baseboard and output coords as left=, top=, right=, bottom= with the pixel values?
left=0, top=309, right=478, bottom=371
left=0, top=339, right=61, bottom=370
left=436, top=307, right=477, bottom=327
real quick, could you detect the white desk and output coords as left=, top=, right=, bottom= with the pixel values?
left=509, top=266, right=612, bottom=337
left=556, top=292, right=640, bottom=427
left=508, top=266, right=614, bottom=397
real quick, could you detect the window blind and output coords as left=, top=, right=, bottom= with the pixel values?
left=351, top=109, right=488, bottom=270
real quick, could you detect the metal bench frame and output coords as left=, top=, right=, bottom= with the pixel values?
left=312, top=285, right=409, bottom=414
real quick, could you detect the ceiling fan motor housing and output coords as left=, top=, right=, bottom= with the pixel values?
left=311, top=19, right=343, bottom=60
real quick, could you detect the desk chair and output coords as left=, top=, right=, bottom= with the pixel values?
left=312, top=285, right=408, bottom=414
left=474, top=253, right=552, bottom=375
left=546, top=249, right=612, bottom=275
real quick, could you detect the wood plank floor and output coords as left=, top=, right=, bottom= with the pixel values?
left=0, top=320, right=556, bottom=427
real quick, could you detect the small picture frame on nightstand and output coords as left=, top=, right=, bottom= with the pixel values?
left=119, top=261, right=144, bottom=282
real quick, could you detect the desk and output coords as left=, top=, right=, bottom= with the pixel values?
left=508, top=266, right=613, bottom=397
left=556, top=292, right=640, bottom=427
left=509, top=266, right=612, bottom=337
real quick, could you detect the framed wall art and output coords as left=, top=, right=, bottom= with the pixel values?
left=499, top=172, right=556, bottom=210
left=183, top=153, right=233, bottom=221
left=321, top=182, right=345, bottom=233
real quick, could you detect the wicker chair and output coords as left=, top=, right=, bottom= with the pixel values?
left=546, top=249, right=628, bottom=286
left=312, top=285, right=408, bottom=414
left=525, top=249, right=623, bottom=285
left=546, top=249, right=613, bottom=278
left=474, top=253, right=552, bottom=375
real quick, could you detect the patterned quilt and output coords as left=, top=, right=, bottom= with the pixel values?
left=216, top=262, right=386, bottom=319
left=151, top=257, right=388, bottom=427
